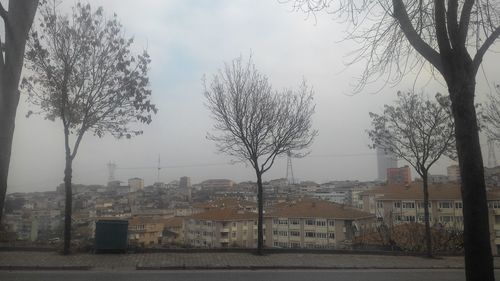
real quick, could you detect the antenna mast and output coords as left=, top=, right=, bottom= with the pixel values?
left=157, top=154, right=162, bottom=182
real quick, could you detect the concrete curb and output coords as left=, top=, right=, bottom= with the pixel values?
left=0, top=265, right=93, bottom=271
left=135, top=265, right=469, bottom=270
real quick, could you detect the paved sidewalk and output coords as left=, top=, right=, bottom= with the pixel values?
left=0, top=251, right=498, bottom=270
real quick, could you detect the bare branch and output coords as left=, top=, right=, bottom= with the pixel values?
left=0, top=3, right=8, bottom=25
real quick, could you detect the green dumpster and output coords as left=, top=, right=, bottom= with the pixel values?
left=94, top=220, right=128, bottom=253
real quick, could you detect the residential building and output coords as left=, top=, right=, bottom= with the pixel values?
left=201, top=179, right=235, bottom=190
left=267, top=199, right=376, bottom=249
left=128, top=178, right=144, bottom=193
left=387, top=166, right=411, bottom=185
left=360, top=183, right=500, bottom=255
left=183, top=208, right=260, bottom=248
left=161, top=217, right=184, bottom=245
left=128, top=215, right=164, bottom=247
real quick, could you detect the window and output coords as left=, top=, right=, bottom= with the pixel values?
left=305, top=232, right=315, bottom=238
left=316, top=232, right=327, bottom=239
left=278, top=242, right=288, bottom=248
left=402, top=202, right=415, bottom=209
left=455, top=202, right=463, bottom=209
left=328, top=232, right=335, bottom=239
left=291, top=242, right=301, bottom=248
left=417, top=215, right=432, bottom=222
left=305, top=243, right=315, bottom=248
left=290, top=231, right=300, bottom=237
left=305, top=219, right=315, bottom=226
left=278, top=231, right=288, bottom=236
left=273, top=230, right=278, bottom=235
left=393, top=202, right=401, bottom=209
left=438, top=201, right=453, bottom=209
left=439, top=216, right=453, bottom=223
left=273, top=219, right=279, bottom=225
left=232, top=222, right=236, bottom=227
left=316, top=220, right=326, bottom=227
left=328, top=220, right=335, bottom=227
left=278, top=219, right=288, bottom=225
left=402, top=215, right=415, bottom=222
left=289, top=219, right=300, bottom=225
left=231, top=232, right=236, bottom=238
left=376, top=201, right=384, bottom=209
left=489, top=201, right=500, bottom=209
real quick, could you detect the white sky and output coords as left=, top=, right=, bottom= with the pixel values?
left=7, top=0, right=500, bottom=192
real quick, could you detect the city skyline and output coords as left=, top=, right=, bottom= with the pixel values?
left=7, top=0, right=498, bottom=193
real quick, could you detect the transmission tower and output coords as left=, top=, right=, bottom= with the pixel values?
left=286, top=151, right=295, bottom=185
left=107, top=161, right=117, bottom=182
left=488, top=139, right=498, bottom=168
left=156, top=154, right=162, bottom=183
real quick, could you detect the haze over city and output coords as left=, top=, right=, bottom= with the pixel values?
left=7, top=0, right=500, bottom=193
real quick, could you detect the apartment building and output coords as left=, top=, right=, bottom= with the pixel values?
left=267, top=199, right=376, bottom=249
left=183, top=208, right=261, bottom=248
left=128, top=215, right=165, bottom=246
left=360, top=183, right=500, bottom=254
left=387, top=166, right=411, bottom=185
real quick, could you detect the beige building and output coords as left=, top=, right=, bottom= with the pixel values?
left=360, top=183, right=500, bottom=255
left=183, top=208, right=261, bottom=248
left=200, top=179, right=235, bottom=190
left=128, top=215, right=164, bottom=247
left=267, top=199, right=375, bottom=249
left=128, top=178, right=144, bottom=193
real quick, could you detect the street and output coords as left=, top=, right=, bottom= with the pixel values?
left=1, top=269, right=498, bottom=281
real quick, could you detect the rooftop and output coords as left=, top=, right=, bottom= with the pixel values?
left=269, top=199, right=375, bottom=220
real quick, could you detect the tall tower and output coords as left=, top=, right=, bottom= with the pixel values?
left=286, top=151, right=295, bottom=185
left=180, top=176, right=192, bottom=202
left=488, top=139, right=498, bottom=168
left=107, top=161, right=117, bottom=182
left=376, top=147, right=397, bottom=181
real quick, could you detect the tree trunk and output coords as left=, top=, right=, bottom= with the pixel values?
left=63, top=129, right=73, bottom=255
left=421, top=170, right=432, bottom=258
left=0, top=83, right=19, bottom=225
left=448, top=76, right=494, bottom=281
left=256, top=171, right=264, bottom=255
left=0, top=0, right=38, bottom=225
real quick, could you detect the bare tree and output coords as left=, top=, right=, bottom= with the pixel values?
left=368, top=91, right=455, bottom=257
left=287, top=1, right=500, bottom=279
left=22, top=2, right=157, bottom=254
left=204, top=57, right=317, bottom=254
left=482, top=85, right=500, bottom=144
left=0, top=0, right=39, bottom=224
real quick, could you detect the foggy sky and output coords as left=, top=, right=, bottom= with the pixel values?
left=7, top=0, right=500, bottom=193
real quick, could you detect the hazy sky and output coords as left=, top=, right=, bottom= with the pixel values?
left=7, top=0, right=500, bottom=193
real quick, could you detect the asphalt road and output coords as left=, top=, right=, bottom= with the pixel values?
left=1, top=269, right=498, bottom=281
